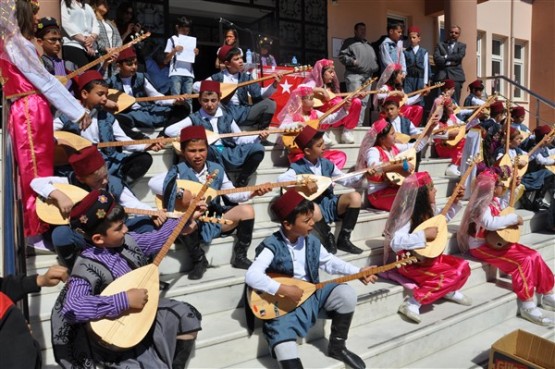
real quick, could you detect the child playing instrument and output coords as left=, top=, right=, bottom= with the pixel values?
left=383, top=172, right=471, bottom=323
left=381, top=95, right=420, bottom=141
left=51, top=189, right=202, bottom=368
left=356, top=117, right=434, bottom=212
left=108, top=47, right=187, bottom=128
left=432, top=96, right=466, bottom=177
left=164, top=80, right=267, bottom=188
left=2, top=264, right=68, bottom=369
left=164, top=16, right=198, bottom=112
left=303, top=59, right=362, bottom=144
left=206, top=45, right=281, bottom=131
left=277, top=125, right=366, bottom=255
left=31, top=146, right=166, bottom=268
left=510, top=106, right=531, bottom=137
left=463, top=79, right=487, bottom=107
left=457, top=166, right=555, bottom=326
left=278, top=85, right=349, bottom=167
left=245, top=189, right=376, bottom=369
left=215, top=28, right=242, bottom=70
left=149, top=126, right=272, bottom=278
left=403, top=26, right=429, bottom=102
left=55, top=70, right=161, bottom=185
left=0, top=0, right=90, bottom=238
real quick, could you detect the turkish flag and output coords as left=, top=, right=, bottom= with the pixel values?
left=261, top=66, right=310, bottom=126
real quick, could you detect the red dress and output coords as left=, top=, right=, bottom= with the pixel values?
left=434, top=115, right=466, bottom=166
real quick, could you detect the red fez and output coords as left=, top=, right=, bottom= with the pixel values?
left=489, top=101, right=505, bottom=116
left=117, top=47, right=137, bottom=62
left=442, top=79, right=455, bottom=90
left=511, top=106, right=525, bottom=118
left=383, top=95, right=402, bottom=106
left=69, top=146, right=105, bottom=178
left=76, top=70, right=104, bottom=93
left=372, top=118, right=388, bottom=134
left=408, top=26, right=420, bottom=34
left=414, top=171, right=432, bottom=187
left=200, top=80, right=221, bottom=95
left=534, top=125, right=552, bottom=141
left=180, top=126, right=207, bottom=143
left=217, top=45, right=234, bottom=63
left=272, top=189, right=306, bottom=221
left=70, top=189, right=116, bottom=236
left=468, top=79, right=484, bottom=90
left=295, top=125, right=321, bottom=150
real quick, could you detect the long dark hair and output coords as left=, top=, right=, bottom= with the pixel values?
left=409, top=186, right=434, bottom=232
left=386, top=70, right=403, bottom=90
left=322, top=65, right=338, bottom=93
left=63, top=0, right=83, bottom=9
left=15, top=0, right=36, bottom=39
left=483, top=124, right=503, bottom=167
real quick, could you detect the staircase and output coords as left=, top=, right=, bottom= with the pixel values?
left=23, top=127, right=554, bottom=368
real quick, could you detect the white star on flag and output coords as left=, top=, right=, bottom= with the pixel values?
left=280, top=80, right=293, bottom=94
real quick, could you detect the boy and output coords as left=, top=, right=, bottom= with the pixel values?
left=510, top=106, right=531, bottom=137
left=277, top=125, right=366, bottom=255
left=403, top=25, right=428, bottom=99
left=51, top=189, right=202, bottom=368
left=55, top=70, right=159, bottom=185
left=165, top=80, right=267, bottom=188
left=245, top=189, right=376, bottom=369
left=381, top=95, right=420, bottom=142
left=379, top=22, right=406, bottom=75
left=148, top=126, right=272, bottom=279
left=463, top=79, right=486, bottom=107
left=31, top=146, right=165, bottom=269
left=164, top=16, right=198, bottom=111
left=203, top=45, right=281, bottom=131
left=108, top=47, right=187, bottom=128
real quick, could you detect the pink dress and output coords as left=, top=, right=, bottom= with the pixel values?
left=318, top=95, right=361, bottom=130
left=434, top=115, right=465, bottom=166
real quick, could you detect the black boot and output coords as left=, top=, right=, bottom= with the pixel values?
left=55, top=246, right=77, bottom=270
left=328, top=312, right=366, bottom=369
left=336, top=208, right=363, bottom=254
left=313, top=219, right=337, bottom=254
left=184, top=231, right=208, bottom=280
left=278, top=358, right=304, bottom=369
left=235, top=152, right=264, bottom=188
left=172, top=339, right=195, bottom=369
left=231, top=219, right=254, bottom=269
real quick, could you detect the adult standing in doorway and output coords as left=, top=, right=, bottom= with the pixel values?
left=339, top=22, right=379, bottom=126
left=433, top=25, right=466, bottom=104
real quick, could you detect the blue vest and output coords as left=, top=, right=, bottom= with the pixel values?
left=404, top=46, right=427, bottom=78
left=255, top=231, right=321, bottom=283
left=189, top=111, right=237, bottom=148
left=162, top=161, right=225, bottom=212
left=464, top=93, right=480, bottom=108
left=69, top=172, right=126, bottom=202
left=397, top=116, right=413, bottom=135
left=290, top=158, right=335, bottom=199
left=211, top=72, right=263, bottom=106
left=108, top=73, right=151, bottom=106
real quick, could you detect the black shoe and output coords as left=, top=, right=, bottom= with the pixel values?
left=313, top=219, right=337, bottom=254
left=188, top=256, right=208, bottom=280
left=231, top=256, right=252, bottom=270
left=328, top=312, right=365, bottom=369
left=323, top=232, right=337, bottom=254
left=328, top=343, right=366, bottom=369
left=337, top=236, right=363, bottom=254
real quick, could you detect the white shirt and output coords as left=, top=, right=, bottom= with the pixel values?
left=390, top=116, right=420, bottom=136
left=165, top=36, right=195, bottom=78
left=495, top=147, right=528, bottom=161
left=121, top=76, right=175, bottom=110
left=468, top=194, right=518, bottom=249
left=149, top=163, right=251, bottom=204
left=532, top=147, right=555, bottom=166
left=164, top=107, right=259, bottom=145
left=30, top=176, right=152, bottom=210
left=408, top=45, right=429, bottom=85
left=61, top=1, right=99, bottom=51
left=277, top=158, right=362, bottom=188
left=245, top=229, right=360, bottom=295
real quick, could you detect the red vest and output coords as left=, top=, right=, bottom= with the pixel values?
left=368, top=145, right=400, bottom=182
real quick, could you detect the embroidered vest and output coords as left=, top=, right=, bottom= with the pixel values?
left=367, top=146, right=400, bottom=182
left=290, top=158, right=335, bottom=200
left=404, top=47, right=427, bottom=78
left=474, top=200, right=501, bottom=239
left=108, top=73, right=149, bottom=106
left=189, top=111, right=236, bottom=148
left=58, top=111, right=118, bottom=156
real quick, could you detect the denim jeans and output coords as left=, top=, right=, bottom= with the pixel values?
left=170, top=75, right=194, bottom=111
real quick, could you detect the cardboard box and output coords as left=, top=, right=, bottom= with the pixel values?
left=489, top=329, right=555, bottom=369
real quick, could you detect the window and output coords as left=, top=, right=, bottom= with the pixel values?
left=476, top=31, right=485, bottom=78
left=491, top=37, right=505, bottom=96
left=513, top=41, right=527, bottom=100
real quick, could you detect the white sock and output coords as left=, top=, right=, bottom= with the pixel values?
left=446, top=290, right=464, bottom=300
left=407, top=297, right=421, bottom=314
left=543, top=293, right=555, bottom=304
left=520, top=300, right=541, bottom=317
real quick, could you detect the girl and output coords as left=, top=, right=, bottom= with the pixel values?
left=215, top=28, right=242, bottom=70
left=303, top=59, right=362, bottom=143
left=383, top=172, right=471, bottom=323
left=0, top=0, right=89, bottom=238
left=432, top=96, right=466, bottom=177
left=457, top=166, right=555, bottom=326
left=278, top=85, right=350, bottom=168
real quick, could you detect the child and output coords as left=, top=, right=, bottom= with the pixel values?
left=374, top=63, right=424, bottom=126
left=379, top=22, right=406, bottom=74
left=259, top=36, right=277, bottom=67
left=510, top=106, right=531, bottom=137
left=457, top=167, right=555, bottom=326
left=108, top=47, right=187, bottom=128
left=35, top=17, right=77, bottom=91
left=206, top=45, right=281, bottom=131
left=356, top=117, right=434, bottom=212
left=245, top=189, right=376, bottom=369
left=1, top=264, right=68, bottom=369
left=31, top=146, right=165, bottom=269
left=0, top=0, right=89, bottom=238
left=277, top=125, right=366, bottom=255
left=463, top=79, right=487, bottom=107
left=528, top=125, right=555, bottom=230
left=303, top=59, right=362, bottom=144
left=149, top=126, right=272, bottom=279
left=403, top=25, right=428, bottom=100
left=215, top=28, right=242, bottom=70
left=432, top=96, right=466, bottom=177
left=55, top=70, right=160, bottom=185
left=381, top=95, right=420, bottom=142
left=278, top=85, right=349, bottom=168
left=383, top=172, right=471, bottom=323
left=51, top=189, right=202, bottom=368
left=164, top=80, right=267, bottom=188
left=164, top=16, right=198, bottom=112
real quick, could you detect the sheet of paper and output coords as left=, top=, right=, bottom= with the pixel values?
left=174, top=35, right=196, bottom=63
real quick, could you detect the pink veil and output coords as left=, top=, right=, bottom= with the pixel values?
left=303, top=58, right=340, bottom=92
left=276, top=84, right=313, bottom=123
left=373, top=63, right=401, bottom=108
